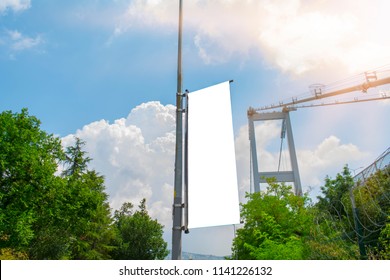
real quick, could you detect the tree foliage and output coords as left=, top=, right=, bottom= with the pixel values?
left=61, top=139, right=115, bottom=259
left=0, top=109, right=64, bottom=254
left=231, top=178, right=312, bottom=260
left=233, top=164, right=390, bottom=260
left=351, top=166, right=390, bottom=258
left=0, top=109, right=168, bottom=260
left=112, top=199, right=169, bottom=260
left=316, top=166, right=354, bottom=218
left=315, top=165, right=390, bottom=259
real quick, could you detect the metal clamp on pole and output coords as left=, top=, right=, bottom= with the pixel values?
left=172, top=202, right=185, bottom=233
left=177, top=90, right=189, bottom=113
left=177, top=90, right=188, bottom=97
left=173, top=203, right=185, bottom=208
left=172, top=226, right=183, bottom=231
left=176, top=93, right=185, bottom=113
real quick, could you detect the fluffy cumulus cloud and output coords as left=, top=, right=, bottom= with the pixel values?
left=298, top=135, right=367, bottom=188
left=0, top=0, right=31, bottom=13
left=62, top=102, right=176, bottom=228
left=110, top=0, right=390, bottom=76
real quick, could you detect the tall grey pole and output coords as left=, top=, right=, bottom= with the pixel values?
left=172, top=0, right=184, bottom=260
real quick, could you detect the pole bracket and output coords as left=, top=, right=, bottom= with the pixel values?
left=173, top=203, right=185, bottom=208
left=177, top=91, right=188, bottom=97
left=172, top=226, right=182, bottom=230
left=172, top=226, right=190, bottom=233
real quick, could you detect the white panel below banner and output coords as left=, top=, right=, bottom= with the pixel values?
left=187, top=81, right=240, bottom=229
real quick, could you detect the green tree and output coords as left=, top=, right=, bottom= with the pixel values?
left=316, top=166, right=353, bottom=219
left=231, top=179, right=312, bottom=260
left=1, top=110, right=115, bottom=259
left=350, top=166, right=390, bottom=258
left=0, top=109, right=64, bottom=257
left=313, top=165, right=390, bottom=259
left=306, top=207, right=359, bottom=259
left=312, top=166, right=361, bottom=259
left=112, top=199, right=168, bottom=260
left=27, top=176, right=72, bottom=259
left=62, top=137, right=91, bottom=178
left=61, top=137, right=115, bottom=260
left=377, top=218, right=390, bottom=259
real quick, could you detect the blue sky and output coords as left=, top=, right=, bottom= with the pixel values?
left=1, top=0, right=390, bottom=256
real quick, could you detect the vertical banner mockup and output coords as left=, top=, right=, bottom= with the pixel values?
left=187, top=81, right=240, bottom=229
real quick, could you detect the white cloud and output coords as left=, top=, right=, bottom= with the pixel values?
left=109, top=0, right=390, bottom=76
left=62, top=101, right=176, bottom=229
left=7, top=30, right=43, bottom=51
left=257, top=0, right=390, bottom=76
left=1, top=30, right=44, bottom=54
left=125, top=101, right=176, bottom=143
left=0, top=0, right=31, bottom=13
left=298, top=135, right=368, bottom=188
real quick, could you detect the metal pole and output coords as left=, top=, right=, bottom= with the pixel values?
left=172, top=0, right=184, bottom=260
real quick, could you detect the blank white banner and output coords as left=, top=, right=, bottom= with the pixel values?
left=187, top=81, right=240, bottom=229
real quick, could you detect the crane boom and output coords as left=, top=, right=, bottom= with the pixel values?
left=256, top=75, right=390, bottom=112
left=291, top=94, right=390, bottom=109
